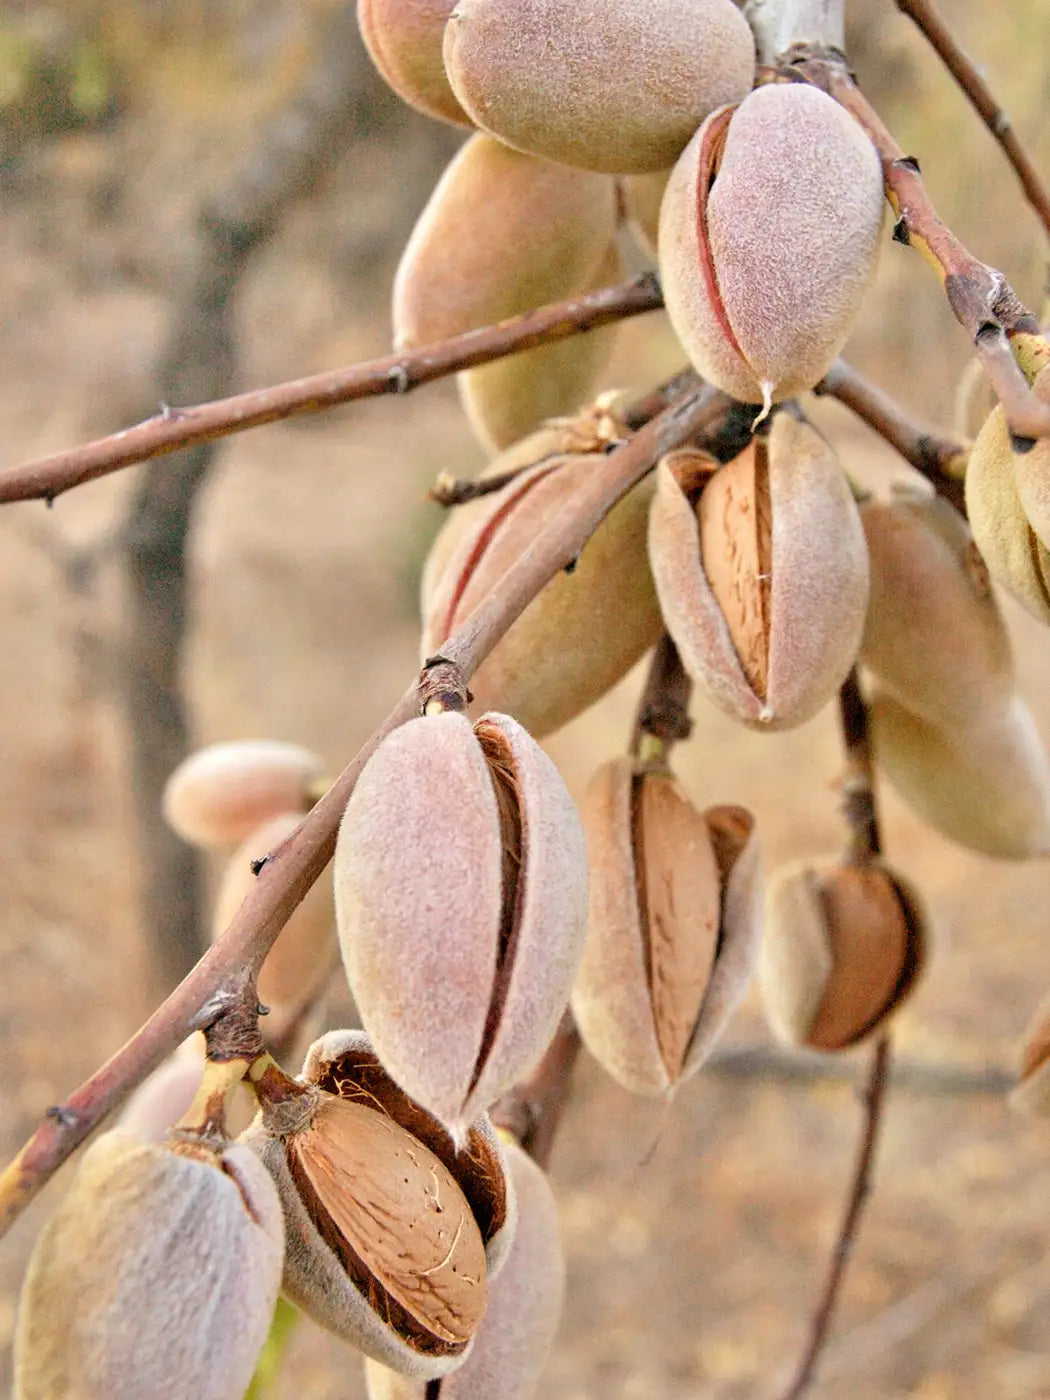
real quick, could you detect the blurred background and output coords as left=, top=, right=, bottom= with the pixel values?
left=3, top=1, right=1050, bottom=1396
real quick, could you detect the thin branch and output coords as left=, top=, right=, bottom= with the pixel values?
left=815, top=358, right=968, bottom=511
left=0, top=380, right=723, bottom=1240
left=893, top=0, right=1050, bottom=242
left=778, top=1037, right=892, bottom=1400
left=794, top=58, right=1050, bottom=442
left=0, top=275, right=663, bottom=505
left=777, top=669, right=893, bottom=1400
left=631, top=633, right=694, bottom=758
left=708, top=1043, right=1012, bottom=1097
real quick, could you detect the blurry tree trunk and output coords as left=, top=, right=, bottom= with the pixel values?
left=118, top=8, right=420, bottom=992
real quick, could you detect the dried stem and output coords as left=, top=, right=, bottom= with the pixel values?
left=776, top=669, right=893, bottom=1398
left=815, top=358, right=968, bottom=511
left=806, top=62, right=1050, bottom=442
left=778, top=1037, right=892, bottom=1400
left=893, top=0, right=1050, bottom=242
left=0, top=275, right=663, bottom=506
left=631, top=633, right=694, bottom=760
left=491, top=1012, right=582, bottom=1170
left=0, top=381, right=723, bottom=1239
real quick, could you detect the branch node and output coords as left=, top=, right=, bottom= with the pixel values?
left=45, top=1106, right=79, bottom=1129
left=892, top=216, right=911, bottom=245
left=387, top=364, right=411, bottom=394
left=893, top=154, right=922, bottom=174
left=419, top=654, right=471, bottom=714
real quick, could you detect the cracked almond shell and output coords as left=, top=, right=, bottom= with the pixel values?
left=966, top=390, right=1050, bottom=625
left=648, top=414, right=869, bottom=729
left=243, top=1030, right=514, bottom=1379
left=443, top=0, right=755, bottom=174
left=759, top=858, right=927, bottom=1052
left=335, top=711, right=588, bottom=1134
left=422, top=456, right=663, bottom=738
left=364, top=1139, right=564, bottom=1399
left=659, top=83, right=884, bottom=405
left=573, top=757, right=761, bottom=1095
left=870, top=690, right=1050, bottom=858
left=15, top=1130, right=284, bottom=1400
left=162, top=739, right=324, bottom=850
left=358, top=0, right=471, bottom=125
left=860, top=492, right=1015, bottom=725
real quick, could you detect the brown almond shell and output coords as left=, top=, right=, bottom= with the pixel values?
left=364, top=1139, right=564, bottom=1399
left=422, top=458, right=663, bottom=739
left=335, top=712, right=588, bottom=1132
left=648, top=415, right=869, bottom=729
left=659, top=83, right=884, bottom=404
left=242, top=1030, right=516, bottom=1380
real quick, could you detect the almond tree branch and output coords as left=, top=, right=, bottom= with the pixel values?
left=491, top=1012, right=582, bottom=1170
left=777, top=670, right=893, bottom=1400
left=806, top=62, right=1050, bottom=443
left=0, top=275, right=663, bottom=506
left=815, top=358, right=968, bottom=512
left=789, top=56, right=1050, bottom=440
left=892, top=0, right=1050, bottom=241
left=0, top=380, right=722, bottom=1241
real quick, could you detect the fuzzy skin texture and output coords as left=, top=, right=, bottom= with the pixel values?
left=860, top=493, right=1015, bottom=725
left=572, top=759, right=721, bottom=1095
left=659, top=83, right=884, bottom=404
left=393, top=134, right=616, bottom=351
left=213, top=812, right=336, bottom=1025
left=364, top=1140, right=565, bottom=1399
left=358, top=0, right=471, bottom=125
left=334, top=713, right=588, bottom=1131
left=242, top=1031, right=516, bottom=1377
left=422, top=460, right=663, bottom=739
left=966, top=398, right=1050, bottom=624
left=444, top=0, right=754, bottom=174
left=871, top=690, right=1050, bottom=858
left=457, top=240, right=624, bottom=453
left=14, top=1132, right=284, bottom=1400
left=161, top=739, right=324, bottom=850
left=648, top=416, right=870, bottom=729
